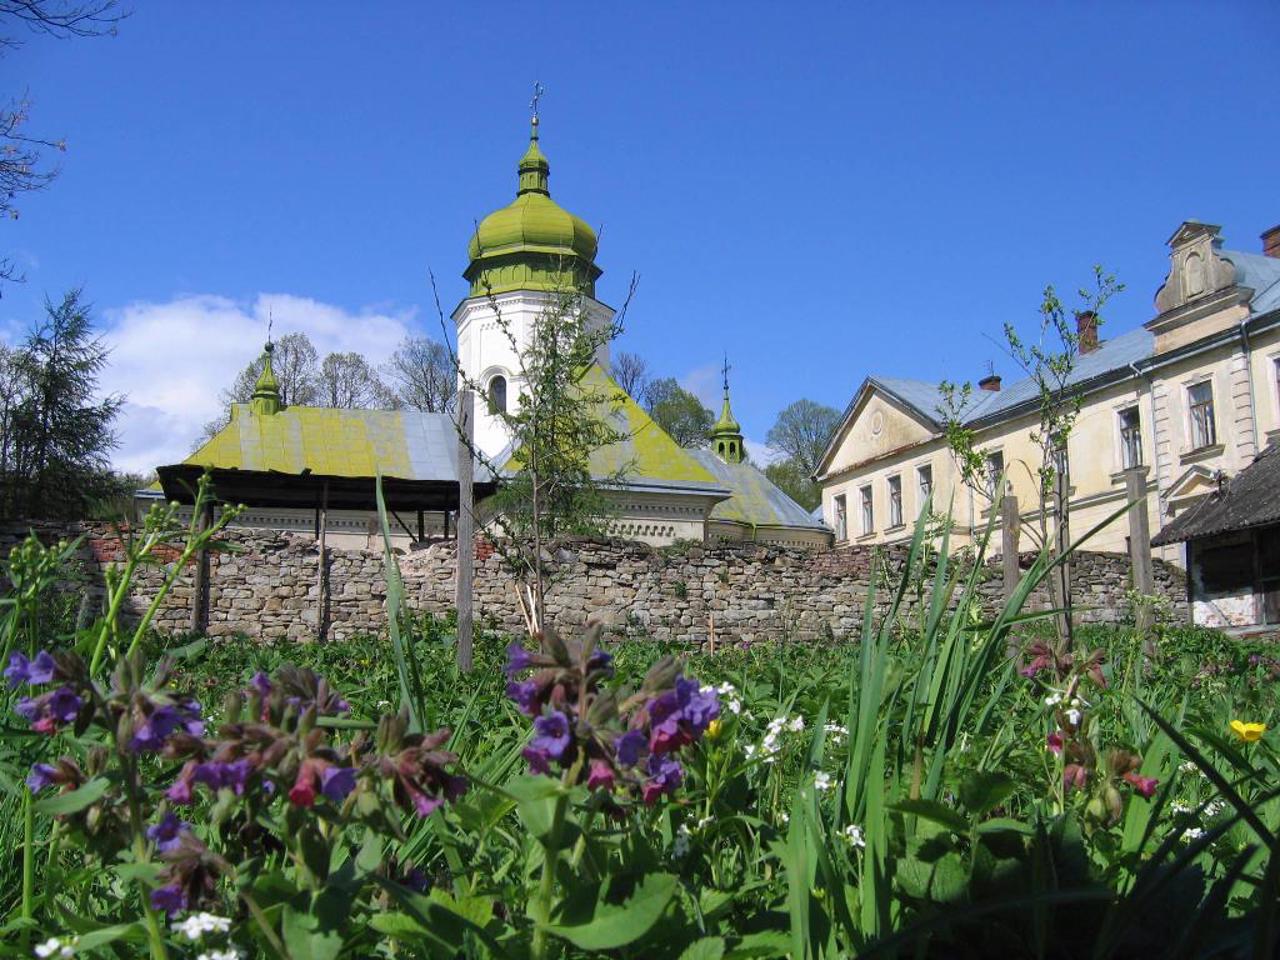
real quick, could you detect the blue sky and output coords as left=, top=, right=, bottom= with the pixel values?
left=3, top=2, right=1278, bottom=471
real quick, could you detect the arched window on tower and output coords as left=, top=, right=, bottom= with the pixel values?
left=488, top=375, right=508, bottom=415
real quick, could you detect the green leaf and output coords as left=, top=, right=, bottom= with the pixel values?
left=544, top=872, right=678, bottom=950
left=34, top=777, right=109, bottom=816
left=368, top=912, right=430, bottom=940
left=977, top=817, right=1034, bottom=837
left=506, top=774, right=566, bottom=840
left=74, top=923, right=146, bottom=950
left=959, top=770, right=1015, bottom=816
left=724, top=930, right=793, bottom=959
left=281, top=903, right=344, bottom=960
left=680, top=936, right=726, bottom=960
left=890, top=798, right=970, bottom=834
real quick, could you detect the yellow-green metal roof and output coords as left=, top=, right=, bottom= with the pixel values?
left=690, top=450, right=830, bottom=531
left=183, top=405, right=468, bottom=483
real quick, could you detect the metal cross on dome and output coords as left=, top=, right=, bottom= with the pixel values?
left=722, top=353, right=732, bottom=393
left=529, top=81, right=545, bottom=120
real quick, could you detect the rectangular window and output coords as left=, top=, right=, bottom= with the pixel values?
left=888, top=475, right=903, bottom=528
left=833, top=495, right=847, bottom=542
left=917, top=464, right=933, bottom=509
left=1119, top=407, right=1143, bottom=469
left=984, top=450, right=1004, bottom=500
left=860, top=484, right=874, bottom=535
left=1188, top=381, right=1216, bottom=449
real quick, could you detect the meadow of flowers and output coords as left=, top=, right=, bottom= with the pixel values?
left=1, top=502, right=1278, bottom=958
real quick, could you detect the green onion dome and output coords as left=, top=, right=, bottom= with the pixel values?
left=464, top=117, right=602, bottom=298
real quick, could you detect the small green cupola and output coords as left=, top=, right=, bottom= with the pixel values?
left=250, top=342, right=282, bottom=416
left=464, top=115, right=602, bottom=298
left=710, top=356, right=745, bottom=464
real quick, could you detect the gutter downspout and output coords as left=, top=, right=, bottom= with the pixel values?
left=1131, top=360, right=1170, bottom=568
left=1239, top=319, right=1260, bottom=459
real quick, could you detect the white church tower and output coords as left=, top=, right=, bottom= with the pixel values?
left=453, top=114, right=615, bottom=458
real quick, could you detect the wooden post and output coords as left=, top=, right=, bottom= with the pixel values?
left=1001, top=491, right=1021, bottom=603
left=316, top=481, right=329, bottom=642
left=1126, top=468, right=1155, bottom=643
left=455, top=390, right=475, bottom=672
left=1054, top=469, right=1074, bottom=649
left=416, top=509, right=425, bottom=544
left=189, top=500, right=213, bottom=634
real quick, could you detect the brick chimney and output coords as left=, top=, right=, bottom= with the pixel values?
left=978, top=372, right=1002, bottom=392
left=1262, top=223, right=1280, bottom=259
left=1076, top=310, right=1099, bottom=354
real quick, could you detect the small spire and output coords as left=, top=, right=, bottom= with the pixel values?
left=710, top=354, right=745, bottom=464
left=250, top=341, right=282, bottom=415
left=518, top=83, right=550, bottom=197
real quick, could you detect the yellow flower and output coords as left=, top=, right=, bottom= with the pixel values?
left=1229, top=720, right=1267, bottom=743
left=706, top=719, right=723, bottom=741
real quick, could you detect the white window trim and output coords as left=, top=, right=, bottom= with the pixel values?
left=1114, top=403, right=1143, bottom=472
left=981, top=447, right=1005, bottom=500
left=859, top=484, right=874, bottom=536
left=915, top=461, right=933, bottom=516
left=887, top=474, right=903, bottom=529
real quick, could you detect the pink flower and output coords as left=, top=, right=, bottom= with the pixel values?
left=1123, top=771, right=1159, bottom=799
left=1063, top=763, right=1088, bottom=792
left=289, top=763, right=318, bottom=807
left=1046, top=732, right=1064, bottom=755
left=586, top=759, right=615, bottom=792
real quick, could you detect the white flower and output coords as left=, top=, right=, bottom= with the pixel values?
left=814, top=772, right=833, bottom=792
left=375, top=699, right=391, bottom=709
left=696, top=815, right=713, bottom=830
left=1065, top=708, right=1082, bottom=727
left=34, top=937, right=77, bottom=958
left=1170, top=801, right=1192, bottom=815
left=763, top=753, right=778, bottom=765
left=1205, top=799, right=1225, bottom=817
left=788, top=716, right=805, bottom=733
left=1044, top=692, right=1063, bottom=707
left=778, top=811, right=789, bottom=825
left=823, top=722, right=848, bottom=744
left=197, top=950, right=243, bottom=960
left=672, top=824, right=691, bottom=858
left=842, top=823, right=866, bottom=848
left=174, top=913, right=233, bottom=942
left=1181, top=826, right=1206, bottom=842
left=725, top=697, right=742, bottom=715
left=743, top=744, right=757, bottom=759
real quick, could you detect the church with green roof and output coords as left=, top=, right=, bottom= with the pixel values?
left=165, top=115, right=830, bottom=550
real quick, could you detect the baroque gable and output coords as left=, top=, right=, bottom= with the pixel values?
left=821, top=385, right=936, bottom=478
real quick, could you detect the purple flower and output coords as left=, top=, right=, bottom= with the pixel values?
left=677, top=677, right=720, bottom=733
left=251, top=671, right=272, bottom=696
left=642, top=754, right=684, bottom=805
left=531, top=711, right=572, bottom=761
left=506, top=679, right=540, bottom=717
left=16, top=686, right=82, bottom=734
left=146, top=811, right=189, bottom=853
left=522, top=745, right=552, bottom=775
left=587, top=759, right=615, bottom=791
left=587, top=649, right=614, bottom=675
left=26, top=763, right=58, bottom=792
left=193, top=758, right=253, bottom=795
left=130, top=701, right=204, bottom=753
left=615, top=729, right=647, bottom=767
left=410, top=787, right=443, bottom=817
left=320, top=766, right=357, bottom=804
left=150, top=883, right=187, bottom=915
left=505, top=642, right=535, bottom=677
left=4, top=650, right=56, bottom=688
left=167, top=774, right=194, bottom=805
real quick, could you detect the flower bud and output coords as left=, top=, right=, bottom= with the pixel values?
left=642, top=656, right=680, bottom=693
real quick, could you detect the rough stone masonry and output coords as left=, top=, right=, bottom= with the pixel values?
left=0, top=522, right=1186, bottom=645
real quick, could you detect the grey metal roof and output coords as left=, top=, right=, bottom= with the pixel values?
left=689, top=451, right=830, bottom=530
left=1152, top=443, right=1280, bottom=545
left=1221, top=248, right=1280, bottom=315
left=870, top=325, right=1156, bottom=428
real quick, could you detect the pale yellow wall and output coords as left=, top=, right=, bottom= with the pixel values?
left=823, top=393, right=935, bottom=478
left=1251, top=326, right=1280, bottom=444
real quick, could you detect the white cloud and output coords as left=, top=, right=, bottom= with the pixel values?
left=98, top=293, right=420, bottom=473
left=679, top=363, right=722, bottom=411
left=745, top=437, right=783, bottom=466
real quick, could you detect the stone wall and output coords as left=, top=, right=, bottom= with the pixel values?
left=0, top=523, right=1187, bottom=645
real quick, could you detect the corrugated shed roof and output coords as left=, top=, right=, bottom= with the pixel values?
left=1152, top=443, right=1280, bottom=545
left=184, top=405, right=487, bottom=483
left=689, top=451, right=830, bottom=530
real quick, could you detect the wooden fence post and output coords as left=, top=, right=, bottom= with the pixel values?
left=1001, top=491, right=1021, bottom=603
left=316, top=481, right=329, bottom=641
left=189, top=500, right=213, bottom=634
left=456, top=390, right=475, bottom=672
left=1126, top=468, right=1155, bottom=644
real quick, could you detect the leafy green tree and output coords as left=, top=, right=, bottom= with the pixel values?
left=0, top=288, right=122, bottom=518
left=766, top=398, right=841, bottom=476
left=765, top=459, right=821, bottom=511
left=643, top=377, right=714, bottom=447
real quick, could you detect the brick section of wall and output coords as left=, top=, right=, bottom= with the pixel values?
left=0, top=523, right=1187, bottom=645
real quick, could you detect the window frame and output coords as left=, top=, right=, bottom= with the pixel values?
left=833, top=494, right=848, bottom=542
left=983, top=449, right=1005, bottom=500
left=1187, top=379, right=1216, bottom=451
left=887, top=474, right=903, bottom=529
left=1118, top=405, right=1143, bottom=470
left=487, top=373, right=509, bottom=415
left=859, top=484, right=874, bottom=535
